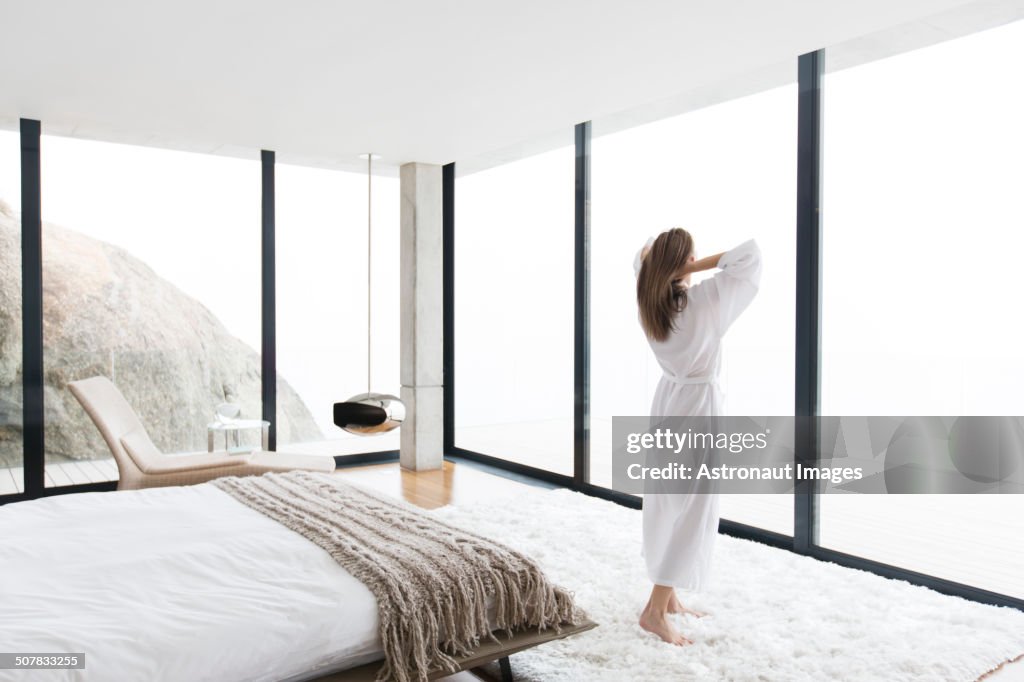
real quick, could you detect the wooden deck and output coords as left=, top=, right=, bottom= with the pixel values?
left=0, top=457, right=119, bottom=494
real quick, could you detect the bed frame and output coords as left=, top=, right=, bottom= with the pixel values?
left=318, top=619, right=597, bottom=682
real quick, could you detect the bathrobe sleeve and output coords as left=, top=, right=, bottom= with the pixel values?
left=633, top=237, right=656, bottom=279
left=708, top=239, right=761, bottom=336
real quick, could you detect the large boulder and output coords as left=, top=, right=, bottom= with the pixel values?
left=0, top=199, right=322, bottom=466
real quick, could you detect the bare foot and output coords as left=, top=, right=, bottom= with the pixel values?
left=668, top=592, right=707, bottom=618
left=639, top=608, right=692, bottom=646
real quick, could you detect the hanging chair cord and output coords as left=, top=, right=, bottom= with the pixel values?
left=366, top=153, right=372, bottom=396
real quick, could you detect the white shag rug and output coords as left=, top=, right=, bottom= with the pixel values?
left=434, top=488, right=1024, bottom=682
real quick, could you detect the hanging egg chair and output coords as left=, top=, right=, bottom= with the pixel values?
left=333, top=153, right=405, bottom=435
left=333, top=392, right=405, bottom=435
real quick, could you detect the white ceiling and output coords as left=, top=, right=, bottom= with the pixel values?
left=0, top=0, right=1015, bottom=175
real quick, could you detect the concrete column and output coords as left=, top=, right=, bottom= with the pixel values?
left=400, top=162, right=444, bottom=470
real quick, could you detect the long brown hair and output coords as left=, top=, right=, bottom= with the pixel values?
left=637, top=228, right=694, bottom=342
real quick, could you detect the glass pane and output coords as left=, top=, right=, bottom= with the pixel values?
left=821, top=19, right=1024, bottom=598
left=41, top=136, right=262, bottom=486
left=456, top=145, right=575, bottom=475
left=276, top=162, right=400, bottom=456
left=0, top=128, right=21, bottom=494
left=591, top=82, right=797, bottom=535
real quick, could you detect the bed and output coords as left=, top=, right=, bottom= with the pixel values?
left=0, top=479, right=591, bottom=682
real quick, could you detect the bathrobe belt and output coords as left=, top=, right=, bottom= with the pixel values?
left=662, top=373, right=719, bottom=387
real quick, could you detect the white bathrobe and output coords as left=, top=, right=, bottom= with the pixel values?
left=636, top=238, right=762, bottom=589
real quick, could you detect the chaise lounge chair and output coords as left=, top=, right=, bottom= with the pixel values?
left=68, top=376, right=334, bottom=490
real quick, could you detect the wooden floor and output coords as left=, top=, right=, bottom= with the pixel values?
left=332, top=459, right=536, bottom=510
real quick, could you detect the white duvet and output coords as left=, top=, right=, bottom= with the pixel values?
left=0, top=484, right=385, bottom=682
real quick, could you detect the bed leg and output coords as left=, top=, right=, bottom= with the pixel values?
left=498, top=656, right=513, bottom=682
left=468, top=655, right=514, bottom=682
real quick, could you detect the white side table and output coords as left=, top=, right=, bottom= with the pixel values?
left=207, top=419, right=270, bottom=455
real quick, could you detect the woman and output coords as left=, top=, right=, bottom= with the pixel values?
left=633, top=228, right=761, bottom=645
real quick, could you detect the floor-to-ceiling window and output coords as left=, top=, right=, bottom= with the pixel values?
left=0, top=128, right=21, bottom=494
left=40, top=135, right=265, bottom=486
left=276, top=161, right=400, bottom=456
left=590, top=80, right=797, bottom=535
left=455, top=145, right=575, bottom=476
left=821, top=18, right=1024, bottom=598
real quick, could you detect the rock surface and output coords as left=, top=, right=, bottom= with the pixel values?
left=0, top=199, right=322, bottom=466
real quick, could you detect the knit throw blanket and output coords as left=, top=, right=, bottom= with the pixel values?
left=212, top=471, right=582, bottom=682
